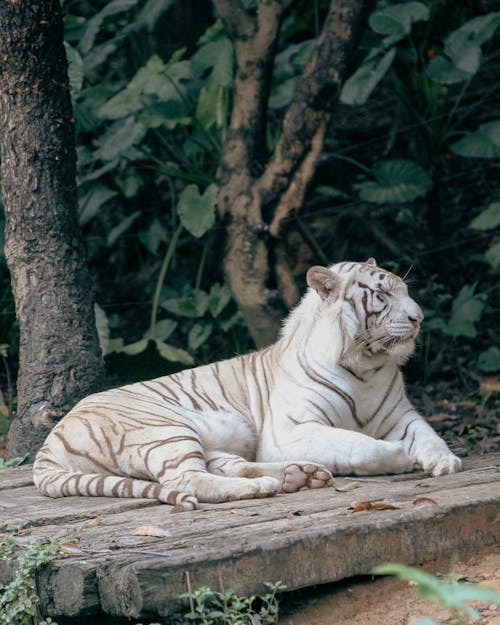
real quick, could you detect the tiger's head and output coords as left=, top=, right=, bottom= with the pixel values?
left=305, top=258, right=424, bottom=367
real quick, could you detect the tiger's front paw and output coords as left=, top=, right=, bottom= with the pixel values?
left=416, top=445, right=462, bottom=476
left=429, top=453, right=462, bottom=476
left=282, top=463, right=333, bottom=493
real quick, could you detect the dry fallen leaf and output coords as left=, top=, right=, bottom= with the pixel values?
left=480, top=378, right=500, bottom=393
left=413, top=497, right=438, bottom=506
left=60, top=542, right=85, bottom=555
left=349, top=501, right=400, bottom=513
left=132, top=525, right=172, bottom=538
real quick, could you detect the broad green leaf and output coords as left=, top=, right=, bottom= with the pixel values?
left=98, top=54, right=192, bottom=122
left=155, top=340, right=193, bottom=365
left=369, top=2, right=429, bottom=37
left=144, top=319, right=177, bottom=341
left=154, top=319, right=177, bottom=341
left=119, top=338, right=149, bottom=356
left=177, top=184, right=218, bottom=238
left=192, top=37, right=234, bottom=86
left=340, top=48, right=395, bottom=106
left=95, top=118, right=146, bottom=162
left=469, top=202, right=500, bottom=230
left=447, top=12, right=500, bottom=49
left=107, top=211, right=141, bottom=247
left=426, top=56, right=471, bottom=84
left=140, top=101, right=191, bottom=129
left=446, top=284, right=487, bottom=338
left=427, top=13, right=500, bottom=84
left=360, top=159, right=433, bottom=203
left=188, top=322, right=213, bottom=351
left=444, top=35, right=481, bottom=75
left=451, top=120, right=500, bottom=158
left=161, top=291, right=209, bottom=318
left=485, top=240, right=500, bottom=268
left=79, top=184, right=118, bottom=226
left=208, top=283, right=232, bottom=318
left=478, top=346, right=500, bottom=373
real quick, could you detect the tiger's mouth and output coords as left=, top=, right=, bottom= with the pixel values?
left=382, top=332, right=416, bottom=347
left=366, top=330, right=417, bottom=355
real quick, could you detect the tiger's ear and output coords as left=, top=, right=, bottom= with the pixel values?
left=366, top=257, right=377, bottom=266
left=306, top=266, right=339, bottom=302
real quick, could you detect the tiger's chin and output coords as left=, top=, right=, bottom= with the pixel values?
left=384, top=336, right=416, bottom=365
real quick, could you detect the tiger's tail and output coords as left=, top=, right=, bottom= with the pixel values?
left=32, top=452, right=198, bottom=512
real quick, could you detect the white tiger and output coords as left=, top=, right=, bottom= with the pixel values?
left=33, top=259, right=461, bottom=511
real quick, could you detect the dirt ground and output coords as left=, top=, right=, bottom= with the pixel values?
left=280, top=546, right=500, bottom=625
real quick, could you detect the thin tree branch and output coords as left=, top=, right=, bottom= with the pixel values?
left=212, top=0, right=254, bottom=40
left=256, top=0, right=372, bottom=207
left=269, top=119, right=327, bottom=238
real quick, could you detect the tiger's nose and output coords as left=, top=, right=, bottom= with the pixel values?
left=409, top=315, right=421, bottom=328
left=408, top=306, right=424, bottom=328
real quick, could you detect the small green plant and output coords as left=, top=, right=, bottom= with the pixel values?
left=374, top=563, right=500, bottom=625
left=0, top=455, right=28, bottom=470
left=181, top=581, right=286, bottom=625
left=0, top=535, right=61, bottom=625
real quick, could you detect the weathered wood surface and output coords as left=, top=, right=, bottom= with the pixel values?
left=0, top=454, right=499, bottom=620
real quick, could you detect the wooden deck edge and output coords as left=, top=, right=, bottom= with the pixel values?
left=38, top=488, right=499, bottom=619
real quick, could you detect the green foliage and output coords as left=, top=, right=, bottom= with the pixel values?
left=181, top=581, right=286, bottom=625
left=341, top=2, right=429, bottom=106
left=0, top=0, right=498, bottom=400
left=0, top=536, right=61, bottom=625
left=177, top=184, right=218, bottom=238
left=426, top=12, right=500, bottom=84
left=60, top=1, right=239, bottom=374
left=374, top=563, right=500, bottom=624
left=478, top=346, right=500, bottom=373
left=359, top=159, right=433, bottom=204
left=469, top=202, right=500, bottom=230
left=445, top=285, right=487, bottom=339
left=451, top=120, right=500, bottom=158
left=0, top=455, right=28, bottom=469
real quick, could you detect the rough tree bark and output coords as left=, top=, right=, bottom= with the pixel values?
left=0, top=0, right=104, bottom=458
left=214, top=0, right=373, bottom=347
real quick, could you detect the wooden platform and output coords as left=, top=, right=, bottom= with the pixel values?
left=1, top=454, right=499, bottom=621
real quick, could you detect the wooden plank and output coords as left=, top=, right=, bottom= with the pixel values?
left=0, top=485, right=162, bottom=531
left=0, top=454, right=498, bottom=619
left=39, top=479, right=499, bottom=619
left=0, top=465, right=33, bottom=490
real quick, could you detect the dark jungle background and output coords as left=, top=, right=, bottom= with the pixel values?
left=0, top=0, right=499, bottom=459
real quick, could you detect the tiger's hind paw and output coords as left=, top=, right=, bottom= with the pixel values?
left=282, top=463, right=333, bottom=493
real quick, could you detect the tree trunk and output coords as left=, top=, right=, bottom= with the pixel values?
left=0, top=0, right=105, bottom=459
left=215, top=0, right=372, bottom=347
